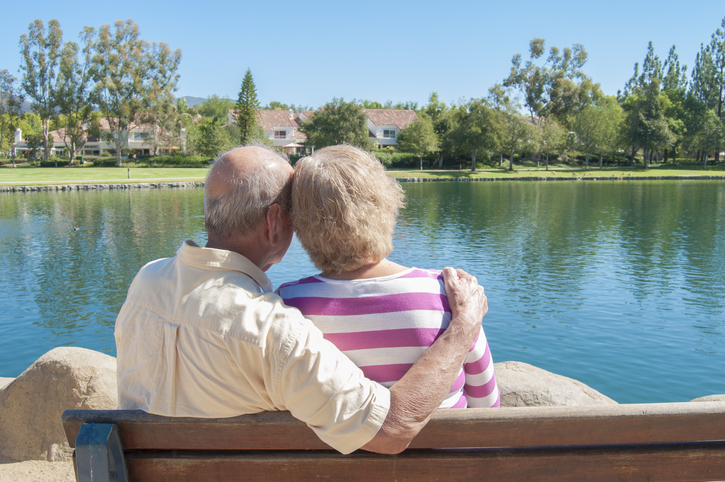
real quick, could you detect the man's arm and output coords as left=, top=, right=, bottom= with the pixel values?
left=361, top=267, right=488, bottom=454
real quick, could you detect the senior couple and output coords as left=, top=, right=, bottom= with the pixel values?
left=115, top=144, right=499, bottom=455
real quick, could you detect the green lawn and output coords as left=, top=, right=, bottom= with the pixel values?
left=0, top=165, right=209, bottom=185
left=1, top=163, right=723, bottom=186
left=387, top=165, right=725, bottom=179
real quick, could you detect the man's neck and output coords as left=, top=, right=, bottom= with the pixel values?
left=205, top=234, right=268, bottom=271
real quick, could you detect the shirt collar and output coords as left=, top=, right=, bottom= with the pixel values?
left=176, top=239, right=274, bottom=293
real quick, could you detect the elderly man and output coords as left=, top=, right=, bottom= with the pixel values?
left=115, top=145, right=487, bottom=455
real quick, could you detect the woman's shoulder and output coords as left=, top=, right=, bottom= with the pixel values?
left=276, top=276, right=323, bottom=295
left=398, top=267, right=444, bottom=280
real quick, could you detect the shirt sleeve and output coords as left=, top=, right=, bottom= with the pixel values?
left=271, top=310, right=391, bottom=454
left=464, top=326, right=500, bottom=408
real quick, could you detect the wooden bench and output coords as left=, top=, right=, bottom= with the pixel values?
left=63, top=402, right=725, bottom=481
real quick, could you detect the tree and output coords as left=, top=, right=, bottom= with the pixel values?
left=573, top=100, right=623, bottom=170
left=197, top=95, right=234, bottom=123
left=397, top=114, right=438, bottom=170
left=191, top=118, right=233, bottom=158
left=234, top=69, right=259, bottom=145
left=423, top=92, right=456, bottom=167
left=622, top=42, right=688, bottom=164
left=487, top=84, right=512, bottom=167
left=0, top=70, right=24, bottom=166
left=573, top=105, right=605, bottom=169
left=505, top=39, right=599, bottom=130
left=623, top=79, right=675, bottom=168
left=19, top=19, right=63, bottom=162
left=54, top=27, right=95, bottom=164
left=703, top=17, right=725, bottom=161
left=384, top=100, right=418, bottom=110
left=706, top=18, right=725, bottom=115
left=145, top=92, right=178, bottom=157
left=265, top=100, right=290, bottom=110
left=262, top=100, right=312, bottom=112
left=662, top=45, right=689, bottom=94
left=142, top=40, right=182, bottom=157
left=300, top=98, right=371, bottom=149
left=90, top=19, right=181, bottom=165
left=622, top=42, right=663, bottom=99
left=661, top=46, right=688, bottom=163
left=357, top=99, right=383, bottom=109
left=540, top=117, right=566, bottom=170
left=449, top=99, right=500, bottom=171
left=596, top=98, right=625, bottom=168
left=25, top=131, right=44, bottom=160
left=504, top=38, right=548, bottom=120
left=500, top=110, right=535, bottom=171
left=693, top=109, right=725, bottom=168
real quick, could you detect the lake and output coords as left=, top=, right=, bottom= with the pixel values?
left=0, top=180, right=723, bottom=403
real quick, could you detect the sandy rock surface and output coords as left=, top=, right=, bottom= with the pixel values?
left=496, top=360, right=618, bottom=406
left=0, top=347, right=118, bottom=462
left=690, top=394, right=725, bottom=402
left=0, top=455, right=74, bottom=482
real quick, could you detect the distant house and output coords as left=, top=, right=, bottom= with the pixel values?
left=13, top=118, right=179, bottom=159
left=256, top=109, right=308, bottom=155
left=227, top=108, right=418, bottom=152
left=362, top=109, right=418, bottom=148
left=227, top=109, right=309, bottom=155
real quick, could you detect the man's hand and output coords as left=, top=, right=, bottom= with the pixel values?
left=442, top=267, right=487, bottom=346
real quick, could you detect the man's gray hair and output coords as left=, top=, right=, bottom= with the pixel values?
left=204, top=145, right=292, bottom=239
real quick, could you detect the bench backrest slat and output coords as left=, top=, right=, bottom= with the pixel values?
left=62, top=402, right=725, bottom=451
left=122, top=443, right=725, bottom=482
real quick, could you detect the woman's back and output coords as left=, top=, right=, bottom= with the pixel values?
left=278, top=267, right=500, bottom=408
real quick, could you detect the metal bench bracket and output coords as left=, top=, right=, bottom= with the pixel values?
left=75, top=423, right=128, bottom=482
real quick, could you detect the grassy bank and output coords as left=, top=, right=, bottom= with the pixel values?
left=387, top=165, right=725, bottom=179
left=0, top=166, right=209, bottom=186
left=1, top=164, right=724, bottom=186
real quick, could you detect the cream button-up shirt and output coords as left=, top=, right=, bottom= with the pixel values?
left=115, top=240, right=390, bottom=454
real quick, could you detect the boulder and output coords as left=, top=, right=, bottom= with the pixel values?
left=690, top=394, right=725, bottom=402
left=0, top=347, right=117, bottom=462
left=495, top=361, right=617, bottom=407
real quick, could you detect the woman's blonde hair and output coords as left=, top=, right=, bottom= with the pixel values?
left=292, top=144, right=405, bottom=274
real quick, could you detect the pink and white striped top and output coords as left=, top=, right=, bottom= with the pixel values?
left=277, top=268, right=500, bottom=409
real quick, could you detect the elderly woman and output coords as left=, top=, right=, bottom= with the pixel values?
left=277, top=144, right=499, bottom=408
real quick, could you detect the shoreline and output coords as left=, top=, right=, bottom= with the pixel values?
left=2, top=174, right=725, bottom=193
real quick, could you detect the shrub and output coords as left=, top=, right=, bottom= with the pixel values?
left=139, top=155, right=212, bottom=167
left=36, top=156, right=67, bottom=167
left=91, top=158, right=119, bottom=167
left=373, top=151, right=419, bottom=168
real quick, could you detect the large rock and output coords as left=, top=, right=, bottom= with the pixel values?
left=495, top=361, right=617, bottom=407
left=0, top=347, right=117, bottom=462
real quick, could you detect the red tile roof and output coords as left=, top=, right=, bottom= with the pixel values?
left=255, top=110, right=300, bottom=130
left=361, top=109, right=418, bottom=129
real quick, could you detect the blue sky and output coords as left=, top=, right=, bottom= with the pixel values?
left=1, top=1, right=723, bottom=109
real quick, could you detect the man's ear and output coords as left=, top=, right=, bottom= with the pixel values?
left=265, top=203, right=283, bottom=246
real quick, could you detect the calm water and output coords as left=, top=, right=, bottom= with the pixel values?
left=0, top=181, right=723, bottom=403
